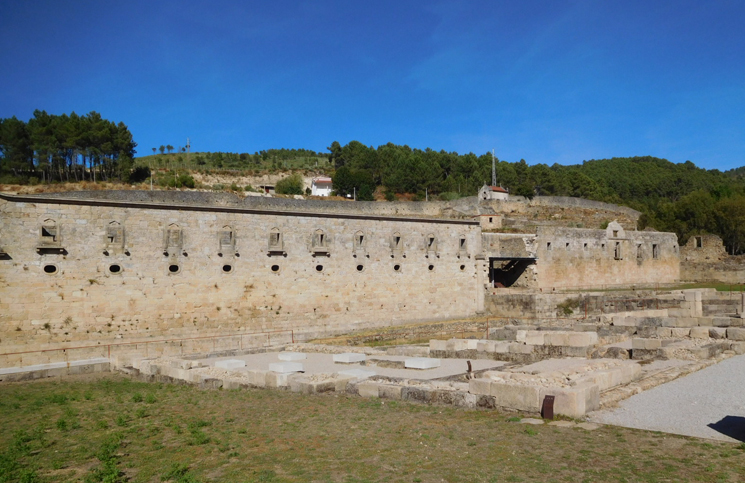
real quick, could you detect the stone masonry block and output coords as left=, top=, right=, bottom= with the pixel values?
left=265, top=371, right=291, bottom=388
left=430, top=339, right=447, bottom=351
left=656, top=327, right=672, bottom=337
left=670, top=328, right=691, bottom=338
left=565, top=332, right=598, bottom=347
left=709, top=327, right=727, bottom=339
left=469, top=378, right=492, bottom=396
left=494, top=342, right=511, bottom=353
left=491, top=382, right=541, bottom=412
left=690, top=327, right=710, bottom=339
left=726, top=328, right=745, bottom=341
left=508, top=343, right=534, bottom=354
left=540, top=382, right=599, bottom=419
left=247, top=369, right=267, bottom=388
left=632, top=338, right=661, bottom=350
left=357, top=382, right=380, bottom=398
left=544, top=332, right=569, bottom=346
left=378, top=384, right=403, bottom=400
left=712, top=317, right=732, bottom=327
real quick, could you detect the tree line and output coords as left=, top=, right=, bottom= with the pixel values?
left=327, top=141, right=745, bottom=253
left=0, top=110, right=137, bottom=183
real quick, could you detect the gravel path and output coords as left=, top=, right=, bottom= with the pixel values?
left=588, top=354, right=745, bottom=443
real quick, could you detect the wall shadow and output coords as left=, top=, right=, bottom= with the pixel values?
left=707, top=416, right=745, bottom=442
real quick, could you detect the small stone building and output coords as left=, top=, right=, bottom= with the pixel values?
left=479, top=185, right=509, bottom=201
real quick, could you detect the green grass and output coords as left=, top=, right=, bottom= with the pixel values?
left=0, top=374, right=743, bottom=482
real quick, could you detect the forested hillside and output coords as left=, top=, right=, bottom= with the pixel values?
left=2, top=116, right=744, bottom=254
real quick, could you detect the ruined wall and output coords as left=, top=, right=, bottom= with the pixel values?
left=534, top=222, right=679, bottom=289
left=0, top=193, right=481, bottom=353
left=679, top=234, right=745, bottom=283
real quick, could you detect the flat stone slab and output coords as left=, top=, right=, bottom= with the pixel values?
left=405, top=357, right=441, bottom=369
left=547, top=420, right=575, bottom=427
left=214, top=359, right=246, bottom=370
left=333, top=353, right=366, bottom=363
left=268, top=362, right=303, bottom=373
left=278, top=352, right=306, bottom=361
left=520, top=418, right=545, bottom=425
left=338, top=368, right=376, bottom=380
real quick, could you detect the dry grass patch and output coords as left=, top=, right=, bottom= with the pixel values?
left=0, top=374, right=743, bottom=482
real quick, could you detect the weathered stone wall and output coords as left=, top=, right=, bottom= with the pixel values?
left=534, top=223, right=679, bottom=289
left=0, top=193, right=481, bottom=354
left=679, top=235, right=745, bottom=283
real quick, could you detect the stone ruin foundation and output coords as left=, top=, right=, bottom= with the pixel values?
left=3, top=288, right=744, bottom=422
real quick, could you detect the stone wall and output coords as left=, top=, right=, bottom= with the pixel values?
left=0, top=193, right=482, bottom=355
left=679, top=234, right=745, bottom=283
left=534, top=222, right=679, bottom=289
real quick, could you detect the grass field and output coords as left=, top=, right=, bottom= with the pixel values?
left=1, top=374, right=743, bottom=483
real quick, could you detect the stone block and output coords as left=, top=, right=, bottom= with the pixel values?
left=612, top=316, right=636, bottom=327
left=268, top=362, right=303, bottom=373
left=265, top=371, right=291, bottom=388
left=405, top=357, right=440, bottom=369
left=690, top=327, right=710, bottom=339
left=730, top=341, right=745, bottom=355
left=338, top=368, right=376, bottom=380
left=508, top=343, right=534, bottom=354
left=632, top=338, right=661, bottom=350
left=378, top=384, right=403, bottom=400
left=357, top=382, right=380, bottom=398
left=333, top=353, right=366, bottom=363
left=468, top=378, right=492, bottom=396
left=278, top=352, right=306, bottom=361
left=520, top=331, right=545, bottom=345
left=637, top=326, right=657, bottom=338
left=477, top=340, right=496, bottom=352
left=621, top=362, right=642, bottom=383
left=429, top=339, right=447, bottom=351
left=247, top=369, right=267, bottom=387
left=451, top=339, right=470, bottom=351
left=466, top=339, right=479, bottom=350
left=726, top=328, right=745, bottom=341
left=491, top=382, right=541, bottom=412
left=656, top=327, right=672, bottom=337
left=675, top=317, right=700, bottom=328
left=214, top=359, right=246, bottom=370
left=712, top=317, right=732, bottom=327
left=540, top=382, right=599, bottom=418
left=565, top=332, right=598, bottom=347
left=544, top=332, right=569, bottom=346
left=709, top=327, right=727, bottom=339
left=494, top=342, right=511, bottom=353
left=670, top=328, right=691, bottom=338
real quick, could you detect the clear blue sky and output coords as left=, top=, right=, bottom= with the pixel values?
left=1, top=1, right=744, bottom=169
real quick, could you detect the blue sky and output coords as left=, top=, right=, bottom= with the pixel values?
left=1, top=1, right=744, bottom=169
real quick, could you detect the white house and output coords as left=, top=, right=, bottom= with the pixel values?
left=311, top=177, right=333, bottom=196
left=479, top=185, right=509, bottom=201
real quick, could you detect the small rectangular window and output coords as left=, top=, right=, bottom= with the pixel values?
left=653, top=244, right=659, bottom=259
left=547, top=242, right=552, bottom=251
left=612, top=230, right=619, bottom=238
left=614, top=242, right=622, bottom=260
left=637, top=244, right=643, bottom=260
left=565, top=242, right=570, bottom=249
left=695, top=236, right=703, bottom=248
left=583, top=243, right=588, bottom=251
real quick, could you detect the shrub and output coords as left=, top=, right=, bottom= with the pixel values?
left=275, top=174, right=304, bottom=195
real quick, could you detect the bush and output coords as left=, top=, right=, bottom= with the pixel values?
left=275, top=174, right=304, bottom=195
left=128, top=166, right=151, bottom=183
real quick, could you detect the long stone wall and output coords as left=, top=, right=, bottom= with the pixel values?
left=0, top=193, right=482, bottom=355
left=534, top=223, right=679, bottom=289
